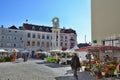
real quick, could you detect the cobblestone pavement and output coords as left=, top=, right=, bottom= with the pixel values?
left=0, top=59, right=119, bottom=80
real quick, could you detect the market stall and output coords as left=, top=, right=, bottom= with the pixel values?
left=0, top=49, right=8, bottom=57
left=9, top=48, right=20, bottom=61
left=75, top=45, right=120, bottom=79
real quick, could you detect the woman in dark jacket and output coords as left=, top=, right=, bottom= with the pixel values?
left=71, top=53, right=81, bottom=80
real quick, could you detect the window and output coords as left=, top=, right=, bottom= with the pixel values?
left=32, top=41, right=35, bottom=46
left=32, top=34, right=36, bottom=38
left=1, top=43, right=3, bottom=47
left=9, top=30, right=11, bottom=32
left=65, top=43, right=67, bottom=46
left=71, top=43, right=74, bottom=46
left=39, top=27, right=42, bottom=31
left=27, top=41, right=30, bottom=46
left=61, top=36, right=63, bottom=39
left=56, top=42, right=58, bottom=46
left=2, top=36, right=4, bottom=39
left=61, top=42, right=63, bottom=46
left=41, top=42, right=44, bottom=47
left=65, top=36, right=67, bottom=39
left=51, top=36, right=52, bottom=39
left=20, top=37, right=22, bottom=40
left=7, top=43, right=11, bottom=47
left=37, top=34, right=40, bottom=39
left=42, top=35, right=45, bottom=39
left=27, top=33, right=31, bottom=38
left=51, top=42, right=52, bottom=46
left=46, top=42, right=49, bottom=47
left=46, top=28, right=49, bottom=32
left=70, top=37, right=74, bottom=41
left=56, top=36, right=58, bottom=39
left=14, top=37, right=16, bottom=40
left=47, top=35, right=49, bottom=39
left=7, top=36, right=11, bottom=39
left=37, top=41, right=40, bottom=46
left=14, top=44, right=16, bottom=47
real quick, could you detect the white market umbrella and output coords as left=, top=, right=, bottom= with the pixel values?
left=0, top=49, right=9, bottom=57
left=21, top=50, right=30, bottom=53
left=0, top=49, right=8, bottom=53
left=50, top=49, right=62, bottom=53
left=10, top=48, right=19, bottom=52
left=34, top=51, right=42, bottom=55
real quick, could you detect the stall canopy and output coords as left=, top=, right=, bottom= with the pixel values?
left=10, top=48, right=19, bottom=52
left=75, top=45, right=120, bottom=52
left=0, top=49, right=8, bottom=53
left=63, top=45, right=79, bottom=53
left=21, top=50, right=30, bottom=54
left=50, top=49, right=63, bottom=53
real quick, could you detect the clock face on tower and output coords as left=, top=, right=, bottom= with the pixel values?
left=54, top=18, right=58, bottom=23
left=52, top=17, right=59, bottom=28
left=52, top=17, right=59, bottom=23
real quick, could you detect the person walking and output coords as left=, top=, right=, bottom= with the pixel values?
left=70, top=53, right=81, bottom=80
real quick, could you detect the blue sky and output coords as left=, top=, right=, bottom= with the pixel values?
left=0, top=0, right=91, bottom=43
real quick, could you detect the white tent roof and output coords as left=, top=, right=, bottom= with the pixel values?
left=21, top=50, right=30, bottom=53
left=0, top=49, right=8, bottom=52
left=10, top=48, right=19, bottom=52
left=70, top=45, right=79, bottom=50
left=63, top=45, right=79, bottom=53
left=50, top=49, right=63, bottom=53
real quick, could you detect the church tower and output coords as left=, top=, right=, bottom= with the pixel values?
left=51, top=17, right=61, bottom=50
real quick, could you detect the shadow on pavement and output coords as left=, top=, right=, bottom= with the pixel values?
left=36, top=61, right=48, bottom=64
left=55, top=76, right=75, bottom=80
left=36, top=61, right=69, bottom=68
left=45, top=63, right=69, bottom=68
left=65, top=70, right=73, bottom=75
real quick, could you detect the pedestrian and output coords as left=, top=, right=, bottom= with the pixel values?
left=70, top=53, right=81, bottom=80
left=22, top=54, right=26, bottom=62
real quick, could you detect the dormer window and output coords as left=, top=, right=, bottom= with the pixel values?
left=32, top=26, right=35, bottom=30
left=39, top=27, right=42, bottom=31
left=46, top=28, right=49, bottom=32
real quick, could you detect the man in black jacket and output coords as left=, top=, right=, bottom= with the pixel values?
left=71, top=53, right=81, bottom=80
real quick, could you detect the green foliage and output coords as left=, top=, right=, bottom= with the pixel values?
left=93, top=40, right=97, bottom=43
left=0, top=56, right=11, bottom=62
left=111, top=61, right=118, bottom=66
left=46, top=57, right=57, bottom=63
left=4, top=57, right=11, bottom=62
left=0, top=57, right=5, bottom=62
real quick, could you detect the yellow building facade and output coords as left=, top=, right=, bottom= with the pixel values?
left=91, top=0, right=120, bottom=46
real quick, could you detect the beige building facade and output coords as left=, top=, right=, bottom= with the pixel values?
left=91, top=0, right=120, bottom=46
